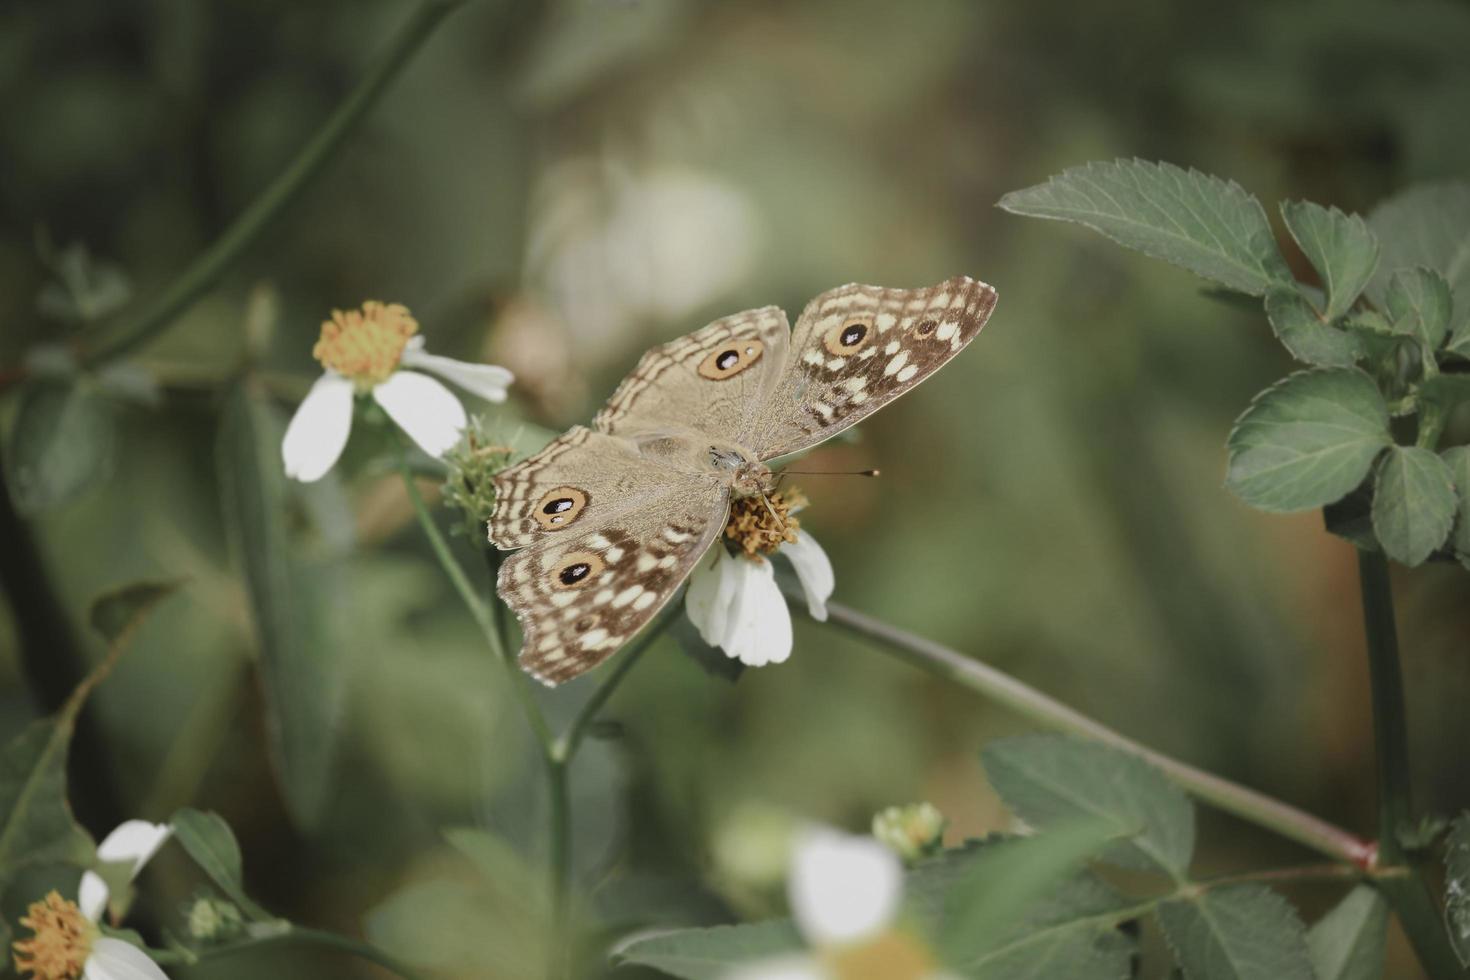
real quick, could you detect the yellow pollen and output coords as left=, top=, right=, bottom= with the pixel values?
left=725, top=488, right=806, bottom=560
left=823, top=929, right=938, bottom=980
left=312, top=300, right=418, bottom=386
left=12, top=892, right=96, bottom=980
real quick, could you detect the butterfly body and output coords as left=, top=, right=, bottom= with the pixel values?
left=492, top=276, right=997, bottom=685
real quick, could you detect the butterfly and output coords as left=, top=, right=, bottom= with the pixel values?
left=490, top=276, right=997, bottom=685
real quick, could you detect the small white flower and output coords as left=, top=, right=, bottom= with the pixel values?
left=684, top=529, right=833, bottom=668
left=281, top=302, right=513, bottom=482
left=723, top=827, right=952, bottom=980
left=13, top=821, right=173, bottom=980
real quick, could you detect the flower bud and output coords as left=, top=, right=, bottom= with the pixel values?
left=872, top=802, right=947, bottom=862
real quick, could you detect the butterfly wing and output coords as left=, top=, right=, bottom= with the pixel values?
left=747, top=276, right=996, bottom=460
left=594, top=306, right=791, bottom=442
left=497, top=483, right=728, bottom=685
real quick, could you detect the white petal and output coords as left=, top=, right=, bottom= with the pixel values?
left=725, top=558, right=792, bottom=667
left=788, top=828, right=902, bottom=947
left=372, top=371, right=467, bottom=459
left=78, top=870, right=109, bottom=922
left=85, top=937, right=170, bottom=980
left=281, top=373, right=354, bottom=483
left=781, top=531, right=833, bottom=622
left=721, top=956, right=827, bottom=980
left=96, top=821, right=173, bottom=879
left=685, top=547, right=740, bottom=646
left=400, top=345, right=514, bottom=403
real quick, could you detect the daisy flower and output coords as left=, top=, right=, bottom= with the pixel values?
left=13, top=820, right=173, bottom=980
left=281, top=301, right=514, bottom=482
left=725, top=827, right=953, bottom=980
left=684, top=489, right=833, bottom=667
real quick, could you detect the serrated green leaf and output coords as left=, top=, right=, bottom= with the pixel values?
left=1419, top=375, right=1470, bottom=419
left=1225, top=369, right=1391, bottom=512
left=1371, top=446, right=1456, bottom=566
left=217, top=384, right=345, bottom=828
left=1306, top=886, right=1388, bottom=980
left=0, top=722, right=95, bottom=879
left=1385, top=267, right=1452, bottom=350
left=1280, top=201, right=1379, bottom=320
left=3, top=380, right=116, bottom=515
left=1441, top=448, right=1470, bottom=568
left=1264, top=287, right=1360, bottom=367
left=982, top=735, right=1194, bottom=875
left=998, top=159, right=1290, bottom=296
left=88, top=580, right=182, bottom=647
left=1157, top=885, right=1315, bottom=980
left=1367, top=180, right=1470, bottom=338
left=614, top=920, right=805, bottom=978
left=1446, top=813, right=1470, bottom=966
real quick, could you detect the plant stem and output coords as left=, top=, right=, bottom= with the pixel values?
left=1355, top=549, right=1465, bottom=979
left=796, top=594, right=1377, bottom=868
left=546, top=754, right=570, bottom=980
left=79, top=0, right=465, bottom=367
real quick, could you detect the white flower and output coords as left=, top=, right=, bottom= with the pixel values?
left=723, top=828, right=952, bottom=980
left=14, top=821, right=173, bottom=980
left=684, top=530, right=833, bottom=668
left=281, top=302, right=513, bottom=482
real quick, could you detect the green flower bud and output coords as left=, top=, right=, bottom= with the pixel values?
left=441, top=416, right=515, bottom=536
left=184, top=895, right=246, bottom=944
left=872, top=802, right=947, bottom=862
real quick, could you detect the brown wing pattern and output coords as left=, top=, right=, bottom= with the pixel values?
left=747, top=276, right=997, bottom=460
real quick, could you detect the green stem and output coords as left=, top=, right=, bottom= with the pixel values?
left=79, top=0, right=464, bottom=366
left=796, top=594, right=1377, bottom=868
left=546, top=755, right=570, bottom=980
left=192, top=925, right=425, bottom=980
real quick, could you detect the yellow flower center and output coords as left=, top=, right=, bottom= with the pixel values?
left=822, top=929, right=938, bottom=980
left=725, top=488, right=806, bottom=560
left=12, top=892, right=97, bottom=980
left=312, top=300, right=418, bottom=386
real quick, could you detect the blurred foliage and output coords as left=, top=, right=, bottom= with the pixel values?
left=2, top=0, right=1470, bottom=977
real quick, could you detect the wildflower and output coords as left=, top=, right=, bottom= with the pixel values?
left=13, top=821, right=172, bottom=980
left=184, top=896, right=246, bottom=944
left=684, top=489, right=834, bottom=667
left=724, top=828, right=952, bottom=980
left=281, top=301, right=514, bottom=482
left=440, top=416, right=516, bottom=533
left=872, top=804, right=948, bottom=863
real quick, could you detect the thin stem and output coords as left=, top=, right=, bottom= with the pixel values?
left=795, top=594, right=1377, bottom=869
left=78, top=0, right=465, bottom=366
left=546, top=755, right=570, bottom=980
left=193, top=925, right=425, bottom=980
left=1358, top=549, right=1411, bottom=864
left=397, top=462, right=553, bottom=749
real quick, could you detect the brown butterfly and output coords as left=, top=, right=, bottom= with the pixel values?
left=490, top=277, right=997, bottom=684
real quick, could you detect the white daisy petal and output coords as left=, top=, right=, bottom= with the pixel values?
left=727, top=557, right=792, bottom=667
left=789, top=828, right=903, bottom=947
left=78, top=870, right=109, bottom=922
left=85, top=937, right=170, bottom=980
left=721, top=956, right=827, bottom=980
left=281, top=373, right=354, bottom=483
left=372, top=370, right=467, bottom=459
left=686, top=547, right=739, bottom=646
left=781, top=531, right=833, bottom=623
left=96, top=821, right=172, bottom=879
left=399, top=345, right=514, bottom=403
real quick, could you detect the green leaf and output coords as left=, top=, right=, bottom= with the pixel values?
left=1419, top=375, right=1470, bottom=419
left=169, top=808, right=270, bottom=920
left=1306, top=886, right=1388, bottom=980
left=1280, top=201, right=1379, bottom=320
left=217, top=384, right=345, bottom=828
left=1225, top=369, right=1392, bottom=512
left=998, top=159, right=1289, bottom=296
left=936, top=821, right=1116, bottom=966
left=1371, top=446, right=1456, bottom=566
left=88, top=579, right=183, bottom=647
left=1385, top=267, right=1452, bottom=350
left=1444, top=812, right=1470, bottom=966
left=982, top=735, right=1194, bottom=875
left=0, top=721, right=95, bottom=879
left=614, top=920, right=805, bottom=978
left=3, top=380, right=116, bottom=515
left=1157, top=885, right=1315, bottom=980
left=1441, top=448, right=1470, bottom=568
left=35, top=243, right=133, bottom=325
left=1367, top=180, right=1470, bottom=338
left=1264, top=287, right=1360, bottom=367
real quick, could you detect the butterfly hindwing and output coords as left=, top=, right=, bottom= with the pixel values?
left=747, top=276, right=996, bottom=460
left=594, top=306, right=791, bottom=442
left=498, top=486, right=728, bottom=685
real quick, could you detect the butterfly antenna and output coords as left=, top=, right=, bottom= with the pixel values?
left=777, top=468, right=881, bottom=478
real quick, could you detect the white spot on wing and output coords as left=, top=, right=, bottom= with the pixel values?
left=896, top=364, right=918, bottom=383
left=884, top=350, right=909, bottom=377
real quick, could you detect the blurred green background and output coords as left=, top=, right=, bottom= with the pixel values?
left=2, top=0, right=1468, bottom=976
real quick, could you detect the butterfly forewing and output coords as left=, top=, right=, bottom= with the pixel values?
left=747, top=276, right=996, bottom=460
left=594, top=306, right=790, bottom=442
